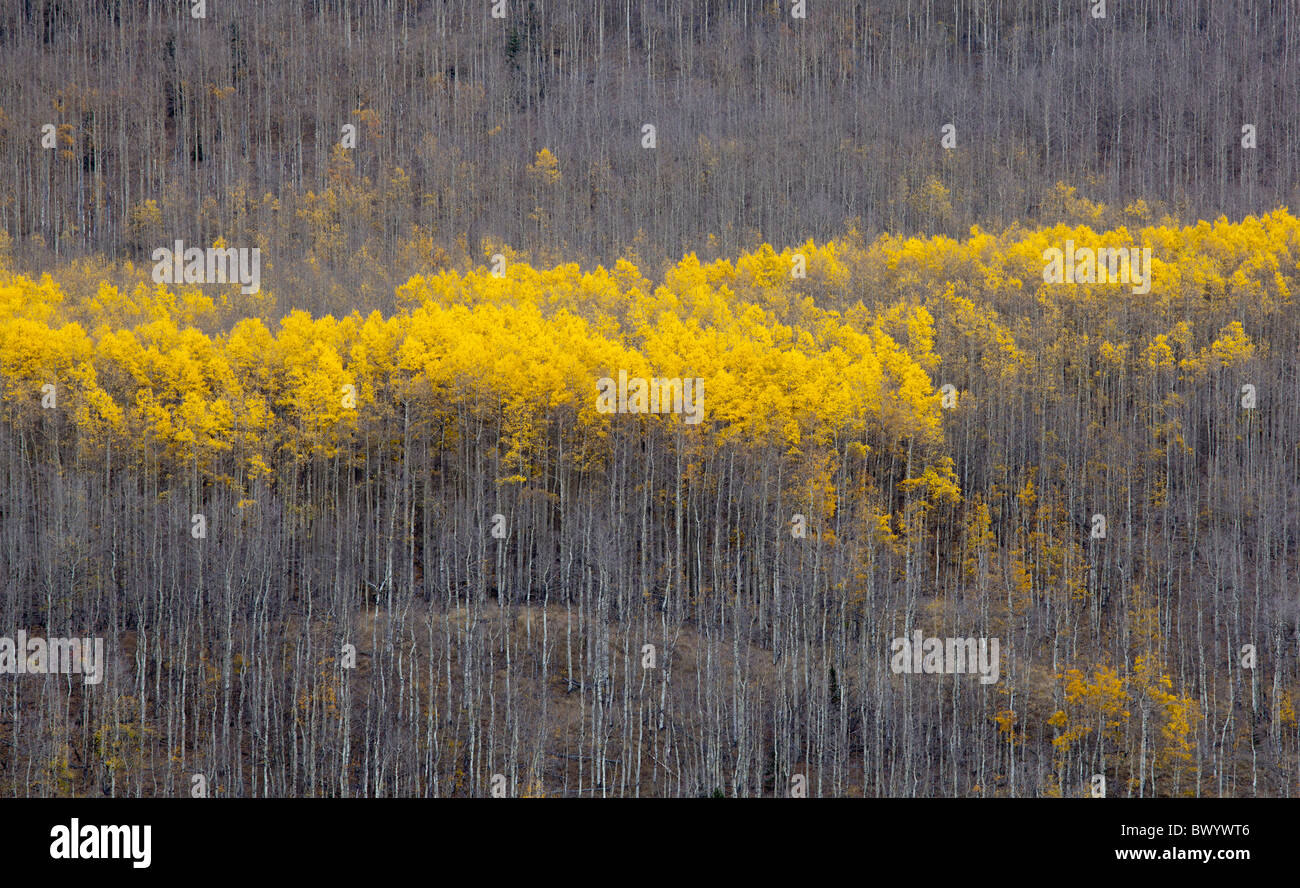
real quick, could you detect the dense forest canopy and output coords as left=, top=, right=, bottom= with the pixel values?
left=0, top=1, right=1296, bottom=798
left=3, top=211, right=1297, bottom=796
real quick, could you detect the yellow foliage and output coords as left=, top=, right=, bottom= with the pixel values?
left=527, top=148, right=562, bottom=186
left=5, top=209, right=1295, bottom=515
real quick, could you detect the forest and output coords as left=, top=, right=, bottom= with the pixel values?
left=0, top=1, right=1297, bottom=798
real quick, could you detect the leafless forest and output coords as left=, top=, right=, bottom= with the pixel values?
left=1, top=0, right=1298, bottom=798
